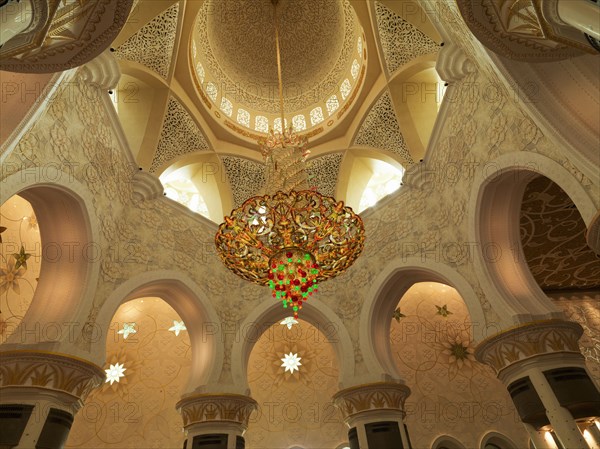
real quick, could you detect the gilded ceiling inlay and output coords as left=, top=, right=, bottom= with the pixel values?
left=221, top=156, right=266, bottom=208
left=354, top=92, right=414, bottom=164
left=374, top=2, right=439, bottom=74
left=114, top=3, right=179, bottom=78
left=149, top=97, right=210, bottom=173
left=520, top=176, right=600, bottom=291
left=306, top=152, right=344, bottom=198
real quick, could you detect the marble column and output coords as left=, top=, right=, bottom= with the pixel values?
left=176, top=393, right=257, bottom=449
left=476, top=320, right=600, bottom=449
left=333, top=381, right=412, bottom=449
left=0, top=350, right=104, bottom=449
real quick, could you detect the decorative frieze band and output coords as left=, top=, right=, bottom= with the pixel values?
left=0, top=350, right=104, bottom=401
left=176, top=394, right=258, bottom=428
left=474, top=319, right=583, bottom=373
left=332, top=382, right=411, bottom=421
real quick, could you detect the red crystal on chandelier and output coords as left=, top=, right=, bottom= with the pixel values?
left=268, top=249, right=320, bottom=318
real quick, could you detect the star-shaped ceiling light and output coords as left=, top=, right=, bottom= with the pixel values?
left=13, top=246, right=31, bottom=270
left=168, top=320, right=187, bottom=336
left=280, top=317, right=299, bottom=330
left=281, top=352, right=302, bottom=374
left=436, top=305, right=452, bottom=317
left=117, top=322, right=137, bottom=339
left=105, top=362, right=126, bottom=385
left=392, top=307, right=405, bottom=322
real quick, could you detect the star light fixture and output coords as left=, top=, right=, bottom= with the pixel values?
left=169, top=320, right=187, bottom=336
left=117, top=322, right=137, bottom=339
left=105, top=362, right=126, bottom=385
left=280, top=316, right=299, bottom=330
left=215, top=0, right=365, bottom=319
left=281, top=352, right=302, bottom=373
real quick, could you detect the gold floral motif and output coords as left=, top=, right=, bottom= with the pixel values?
left=474, top=320, right=583, bottom=373
left=177, top=394, right=258, bottom=427
left=520, top=177, right=599, bottom=290
left=0, top=351, right=104, bottom=401
left=332, top=382, right=411, bottom=421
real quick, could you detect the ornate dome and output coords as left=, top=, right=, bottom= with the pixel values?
left=191, top=0, right=366, bottom=136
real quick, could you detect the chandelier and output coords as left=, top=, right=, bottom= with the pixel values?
left=215, top=0, right=365, bottom=319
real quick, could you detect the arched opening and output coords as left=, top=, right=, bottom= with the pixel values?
left=471, top=152, right=599, bottom=323
left=360, top=260, right=488, bottom=380
left=389, top=282, right=528, bottom=448
left=243, top=318, right=347, bottom=449
left=231, top=299, right=355, bottom=389
left=0, top=195, right=41, bottom=342
left=431, top=435, right=467, bottom=449
left=337, top=148, right=406, bottom=211
left=67, top=297, right=192, bottom=448
left=158, top=153, right=233, bottom=223
left=519, top=175, right=600, bottom=384
left=0, top=178, right=99, bottom=348
left=481, top=431, right=519, bottom=449
left=92, top=272, right=222, bottom=394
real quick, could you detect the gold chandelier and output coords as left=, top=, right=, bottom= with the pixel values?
left=215, top=0, right=365, bottom=318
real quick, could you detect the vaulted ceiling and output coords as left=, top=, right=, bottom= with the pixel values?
left=108, top=0, right=443, bottom=216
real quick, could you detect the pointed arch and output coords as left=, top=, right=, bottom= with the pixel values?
left=93, top=270, right=223, bottom=393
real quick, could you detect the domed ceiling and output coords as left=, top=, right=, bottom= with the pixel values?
left=109, top=0, right=444, bottom=214
left=207, top=0, right=344, bottom=99
left=192, top=0, right=365, bottom=134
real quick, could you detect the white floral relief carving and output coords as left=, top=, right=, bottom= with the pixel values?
left=374, top=2, right=439, bottom=74
left=114, top=3, right=179, bottom=78
left=150, top=97, right=210, bottom=173
left=221, top=156, right=266, bottom=208
left=354, top=92, right=414, bottom=164
left=306, top=153, right=344, bottom=198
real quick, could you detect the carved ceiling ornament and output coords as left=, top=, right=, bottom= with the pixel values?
left=114, top=3, right=180, bottom=79
left=0, top=0, right=133, bottom=72
left=474, top=320, right=584, bottom=374
left=374, top=1, right=439, bottom=74
left=221, top=156, right=266, bottom=207
left=332, top=382, right=411, bottom=421
left=354, top=92, right=414, bottom=165
left=176, top=393, right=258, bottom=428
left=150, top=97, right=211, bottom=173
left=306, top=152, right=344, bottom=197
left=0, top=350, right=104, bottom=402
left=456, top=0, right=592, bottom=61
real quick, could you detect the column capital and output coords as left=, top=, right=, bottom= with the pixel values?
left=176, top=393, right=258, bottom=429
left=474, top=319, right=584, bottom=374
left=0, top=350, right=104, bottom=405
left=332, top=381, right=411, bottom=422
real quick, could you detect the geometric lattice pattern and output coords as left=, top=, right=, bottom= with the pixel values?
left=354, top=92, right=414, bottom=164
left=115, top=3, right=179, bottom=78
left=306, top=153, right=344, bottom=198
left=374, top=2, right=439, bottom=74
left=221, top=156, right=266, bottom=208
left=150, top=97, right=210, bottom=173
